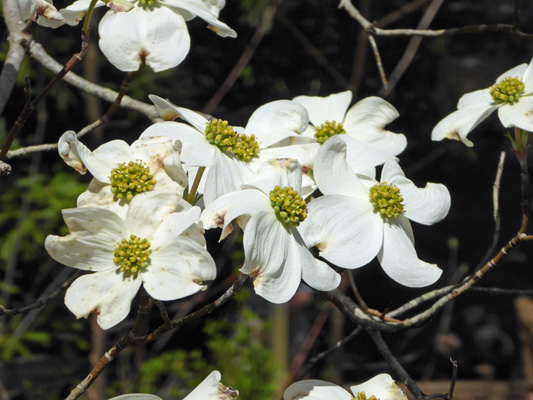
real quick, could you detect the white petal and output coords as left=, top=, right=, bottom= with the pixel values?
left=58, top=131, right=90, bottom=174
left=431, top=103, right=498, bottom=147
left=293, top=91, right=352, bottom=127
left=378, top=217, right=442, bottom=287
left=343, top=135, right=396, bottom=174
left=521, top=58, right=533, bottom=94
left=147, top=94, right=180, bottom=120
left=151, top=207, right=201, bottom=247
left=203, top=150, right=253, bottom=205
left=457, top=88, right=493, bottom=109
left=172, top=105, right=211, bottom=133
left=313, top=135, right=370, bottom=197
left=300, top=194, right=383, bottom=269
left=65, top=269, right=142, bottom=330
left=99, top=7, right=190, bottom=72
left=496, top=63, right=527, bottom=82
left=163, top=0, right=237, bottom=38
left=45, top=208, right=125, bottom=271
left=497, top=97, right=533, bottom=132
left=184, top=370, right=238, bottom=400
left=143, top=237, right=216, bottom=300
left=284, top=380, right=352, bottom=400
left=350, top=374, right=406, bottom=400
left=141, top=121, right=215, bottom=168
left=245, top=100, right=309, bottom=148
left=243, top=158, right=302, bottom=195
left=125, top=191, right=179, bottom=239
left=241, top=212, right=302, bottom=303
left=343, top=97, right=406, bottom=156
left=109, top=395, right=162, bottom=400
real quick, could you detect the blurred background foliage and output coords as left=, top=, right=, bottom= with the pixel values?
left=2, top=0, right=533, bottom=399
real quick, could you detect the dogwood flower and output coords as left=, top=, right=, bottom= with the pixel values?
left=17, top=0, right=65, bottom=27
left=200, top=158, right=341, bottom=303
left=293, top=91, right=407, bottom=156
left=45, top=191, right=216, bottom=329
left=432, top=57, right=533, bottom=146
left=57, top=0, right=236, bottom=72
left=283, top=374, right=406, bottom=400
left=58, top=131, right=187, bottom=218
left=299, top=138, right=450, bottom=287
left=109, top=370, right=238, bottom=400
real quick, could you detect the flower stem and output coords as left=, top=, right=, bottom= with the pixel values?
left=82, top=0, right=99, bottom=37
left=186, top=166, right=206, bottom=204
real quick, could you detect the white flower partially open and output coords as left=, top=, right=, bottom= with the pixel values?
left=17, top=0, right=65, bottom=27
left=200, top=158, right=341, bottom=303
left=432, top=57, right=533, bottom=146
left=300, top=137, right=450, bottom=288
left=45, top=191, right=216, bottom=330
left=58, top=131, right=187, bottom=218
left=284, top=374, right=406, bottom=400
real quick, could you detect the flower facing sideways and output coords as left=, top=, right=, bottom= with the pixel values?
left=200, top=158, right=341, bottom=303
left=283, top=374, right=406, bottom=400
left=299, top=138, right=450, bottom=287
left=432, top=56, right=533, bottom=146
left=45, top=191, right=216, bottom=329
left=109, top=370, right=239, bottom=400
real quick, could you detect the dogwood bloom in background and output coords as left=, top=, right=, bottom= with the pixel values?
left=283, top=374, right=406, bottom=400
left=45, top=191, right=216, bottom=329
left=293, top=91, right=407, bottom=156
left=300, top=137, right=450, bottom=287
left=109, top=370, right=238, bottom=399
left=58, top=131, right=187, bottom=218
left=17, top=0, right=65, bottom=27
left=432, top=57, right=533, bottom=147
left=57, top=0, right=236, bottom=72
left=200, top=158, right=341, bottom=303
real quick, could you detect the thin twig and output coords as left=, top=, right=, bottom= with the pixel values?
left=447, top=358, right=458, bottom=400
left=367, top=35, right=388, bottom=90
left=0, top=271, right=81, bottom=316
left=153, top=299, right=172, bottom=325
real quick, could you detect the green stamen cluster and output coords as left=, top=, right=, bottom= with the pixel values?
left=353, top=392, right=379, bottom=400
left=490, top=76, right=525, bottom=104
left=109, top=160, right=156, bottom=201
left=138, top=0, right=157, bottom=8
left=369, top=182, right=405, bottom=219
left=233, top=133, right=260, bottom=162
left=205, top=119, right=237, bottom=152
left=269, top=185, right=308, bottom=226
left=315, top=120, right=346, bottom=144
left=113, top=235, right=151, bottom=277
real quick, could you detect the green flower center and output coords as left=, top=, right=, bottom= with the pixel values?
left=369, top=182, right=405, bottom=219
left=113, top=234, right=151, bottom=277
left=109, top=160, right=156, bottom=201
left=233, top=133, right=260, bottom=162
left=205, top=119, right=237, bottom=153
left=315, top=120, right=346, bottom=144
left=489, top=76, right=525, bottom=104
left=269, top=185, right=308, bottom=226
left=138, top=0, right=157, bottom=8
left=353, top=392, right=380, bottom=400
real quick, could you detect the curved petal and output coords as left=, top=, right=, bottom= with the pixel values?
left=64, top=268, right=142, bottom=330
left=59, top=0, right=105, bottom=25
left=343, top=135, right=396, bottom=174
left=293, top=91, right=352, bottom=127
left=109, top=395, right=163, bottom=400
left=90, top=140, right=134, bottom=182
left=521, top=58, right=533, bottom=94
left=140, top=121, right=215, bottom=167
left=496, top=63, right=527, bottom=82
left=203, top=150, right=253, bottom=205
left=350, top=374, right=406, bottom=400
left=283, top=380, right=352, bottom=400
left=45, top=207, right=125, bottom=271
left=99, top=7, right=190, bottom=72
left=497, top=97, right=533, bottom=132
left=431, top=103, right=499, bottom=147
left=58, top=131, right=90, bottom=174
left=300, top=194, right=383, bottom=269
left=457, top=88, right=493, bottom=109
left=343, top=97, right=406, bottom=156
left=162, top=0, right=237, bottom=38
left=378, top=217, right=443, bottom=287
left=313, top=135, right=370, bottom=197
left=77, top=179, right=128, bottom=217
left=245, top=100, right=309, bottom=148
left=151, top=206, right=201, bottom=247
left=184, top=370, right=239, bottom=400
left=241, top=212, right=302, bottom=303
left=171, top=105, right=210, bottom=133
left=243, top=158, right=302, bottom=195
left=147, top=94, right=180, bottom=120
left=143, top=237, right=216, bottom=300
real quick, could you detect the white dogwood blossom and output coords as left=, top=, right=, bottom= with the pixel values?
left=16, top=0, right=64, bottom=27
left=283, top=374, right=406, bottom=400
left=56, top=0, right=236, bottom=72
left=293, top=91, right=407, bottom=156
left=58, top=131, right=187, bottom=218
left=45, top=191, right=216, bottom=330
left=200, top=158, right=341, bottom=303
left=432, top=57, right=533, bottom=146
left=300, top=138, right=450, bottom=287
